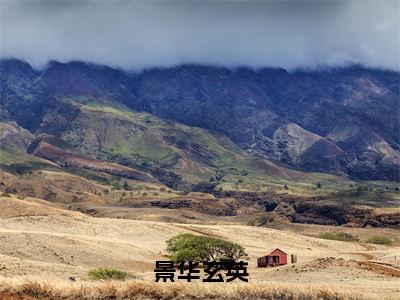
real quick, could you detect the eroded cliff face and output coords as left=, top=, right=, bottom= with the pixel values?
left=221, top=190, right=400, bottom=229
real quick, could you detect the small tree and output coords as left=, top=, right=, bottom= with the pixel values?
left=166, top=233, right=247, bottom=263
left=181, top=187, right=191, bottom=196
left=316, top=182, right=322, bottom=188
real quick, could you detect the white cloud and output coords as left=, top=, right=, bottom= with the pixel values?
left=1, top=0, right=399, bottom=71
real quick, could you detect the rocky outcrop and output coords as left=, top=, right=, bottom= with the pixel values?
left=224, top=190, right=400, bottom=228
left=122, top=197, right=237, bottom=216
left=0, top=122, right=34, bottom=151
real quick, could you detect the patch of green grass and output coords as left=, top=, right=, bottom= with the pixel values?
left=44, top=136, right=82, bottom=154
left=365, top=235, right=392, bottom=245
left=318, top=232, right=359, bottom=242
left=0, top=147, right=59, bottom=175
left=87, top=268, right=129, bottom=281
left=131, top=134, right=177, bottom=162
left=0, top=161, right=59, bottom=176
left=1, top=192, right=11, bottom=197
left=67, top=168, right=112, bottom=185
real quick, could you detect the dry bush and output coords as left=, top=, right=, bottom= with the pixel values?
left=0, top=277, right=379, bottom=300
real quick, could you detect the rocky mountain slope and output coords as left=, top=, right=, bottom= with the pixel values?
left=27, top=135, right=156, bottom=182
left=1, top=59, right=399, bottom=181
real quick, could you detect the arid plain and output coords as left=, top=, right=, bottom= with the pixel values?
left=0, top=195, right=399, bottom=299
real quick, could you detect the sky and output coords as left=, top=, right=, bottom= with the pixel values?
left=0, top=0, right=399, bottom=71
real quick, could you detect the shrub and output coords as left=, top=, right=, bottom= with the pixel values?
left=0, top=192, right=11, bottom=197
left=316, top=182, right=322, bottom=188
left=318, top=232, right=358, bottom=242
left=365, top=235, right=392, bottom=245
left=87, top=268, right=129, bottom=281
left=247, top=219, right=256, bottom=226
left=113, top=182, right=122, bottom=190
left=247, top=213, right=275, bottom=226
left=181, top=188, right=191, bottom=196
left=255, top=212, right=275, bottom=225
left=123, top=181, right=130, bottom=190
left=166, top=233, right=247, bottom=263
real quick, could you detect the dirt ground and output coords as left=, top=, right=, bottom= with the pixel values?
left=0, top=196, right=399, bottom=299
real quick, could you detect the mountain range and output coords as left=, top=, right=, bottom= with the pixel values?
left=1, top=58, right=399, bottom=185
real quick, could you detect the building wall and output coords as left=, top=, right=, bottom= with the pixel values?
left=269, top=249, right=287, bottom=265
left=257, top=249, right=289, bottom=267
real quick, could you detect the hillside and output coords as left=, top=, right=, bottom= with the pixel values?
left=0, top=97, right=360, bottom=192
left=2, top=119, right=400, bottom=229
left=1, top=59, right=399, bottom=181
left=1, top=64, right=400, bottom=229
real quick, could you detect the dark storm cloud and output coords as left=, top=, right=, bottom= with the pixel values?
left=1, top=0, right=399, bottom=70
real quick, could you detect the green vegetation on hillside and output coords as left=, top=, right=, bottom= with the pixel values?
left=57, top=100, right=367, bottom=193
left=2, top=98, right=399, bottom=200
left=0, top=146, right=60, bottom=175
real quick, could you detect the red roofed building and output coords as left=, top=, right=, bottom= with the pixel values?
left=257, top=248, right=288, bottom=267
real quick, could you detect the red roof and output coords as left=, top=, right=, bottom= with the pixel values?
left=268, top=248, right=287, bottom=255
